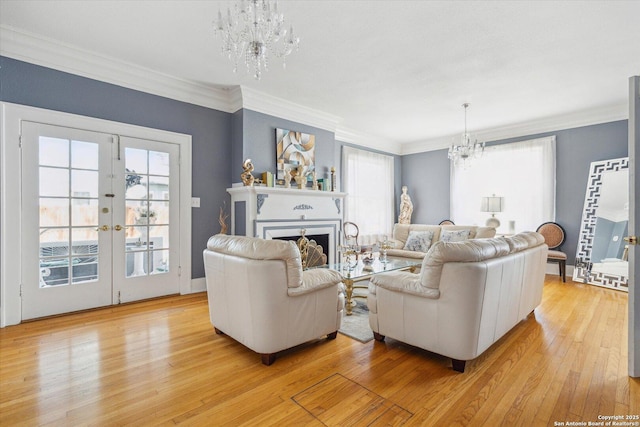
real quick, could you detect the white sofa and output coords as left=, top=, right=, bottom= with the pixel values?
left=203, top=234, right=345, bottom=365
left=386, top=223, right=497, bottom=259
left=368, top=231, right=547, bottom=372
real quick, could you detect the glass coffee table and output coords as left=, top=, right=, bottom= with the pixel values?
left=314, top=258, right=420, bottom=315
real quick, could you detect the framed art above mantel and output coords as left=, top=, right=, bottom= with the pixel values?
left=276, top=128, right=315, bottom=180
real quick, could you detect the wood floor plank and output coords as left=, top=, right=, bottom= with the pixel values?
left=1, top=276, right=637, bottom=426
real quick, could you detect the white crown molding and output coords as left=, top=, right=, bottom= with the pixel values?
left=237, top=86, right=342, bottom=133
left=400, top=102, right=629, bottom=155
left=335, top=126, right=402, bottom=155
left=0, top=25, right=233, bottom=113
left=228, top=87, right=244, bottom=114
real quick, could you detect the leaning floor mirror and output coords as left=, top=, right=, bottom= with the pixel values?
left=574, top=157, right=629, bottom=291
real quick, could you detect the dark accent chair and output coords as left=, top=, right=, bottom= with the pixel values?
left=536, top=222, right=567, bottom=282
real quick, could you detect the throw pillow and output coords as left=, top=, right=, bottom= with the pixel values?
left=403, top=230, right=434, bottom=252
left=440, top=229, right=471, bottom=242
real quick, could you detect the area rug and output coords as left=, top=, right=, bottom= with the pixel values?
left=339, top=299, right=374, bottom=343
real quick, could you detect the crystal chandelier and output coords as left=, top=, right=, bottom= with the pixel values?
left=448, top=103, right=485, bottom=166
left=213, top=0, right=300, bottom=80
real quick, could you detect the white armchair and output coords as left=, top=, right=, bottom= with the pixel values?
left=203, top=234, right=345, bottom=365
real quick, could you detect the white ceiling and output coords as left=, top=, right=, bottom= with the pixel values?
left=1, top=0, right=639, bottom=154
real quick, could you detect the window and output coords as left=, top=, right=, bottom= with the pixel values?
left=342, top=146, right=394, bottom=245
left=450, top=136, right=556, bottom=234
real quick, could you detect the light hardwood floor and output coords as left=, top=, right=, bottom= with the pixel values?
left=1, top=275, right=638, bottom=426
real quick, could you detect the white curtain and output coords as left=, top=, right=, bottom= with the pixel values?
left=342, top=146, right=394, bottom=245
left=450, top=136, right=556, bottom=234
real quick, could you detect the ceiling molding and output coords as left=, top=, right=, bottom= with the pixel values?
left=0, top=25, right=233, bottom=113
left=237, top=86, right=342, bottom=133
left=228, top=87, right=244, bottom=114
left=400, top=102, right=629, bottom=155
left=335, top=127, right=402, bottom=155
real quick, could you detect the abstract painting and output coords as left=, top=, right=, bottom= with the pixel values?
left=276, top=128, right=315, bottom=180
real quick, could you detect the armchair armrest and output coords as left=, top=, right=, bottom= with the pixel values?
left=288, top=268, right=344, bottom=296
left=369, top=271, right=440, bottom=299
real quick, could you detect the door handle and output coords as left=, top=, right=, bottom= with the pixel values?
left=114, top=225, right=123, bottom=231
left=624, top=236, right=638, bottom=245
left=96, top=225, right=110, bottom=232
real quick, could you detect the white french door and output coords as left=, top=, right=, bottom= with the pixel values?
left=21, top=122, right=180, bottom=320
left=114, top=136, right=180, bottom=303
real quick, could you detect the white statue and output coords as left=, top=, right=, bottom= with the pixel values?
left=284, top=167, right=291, bottom=188
left=398, top=185, right=413, bottom=224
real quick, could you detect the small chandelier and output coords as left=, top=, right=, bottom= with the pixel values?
left=448, top=103, right=485, bottom=166
left=213, top=0, right=300, bottom=80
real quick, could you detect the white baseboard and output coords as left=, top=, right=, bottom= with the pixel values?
left=546, top=264, right=574, bottom=278
left=188, top=277, right=207, bottom=294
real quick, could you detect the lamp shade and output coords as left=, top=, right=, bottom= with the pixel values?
left=481, top=196, right=503, bottom=213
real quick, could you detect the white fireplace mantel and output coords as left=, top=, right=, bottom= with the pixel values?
left=227, top=185, right=347, bottom=264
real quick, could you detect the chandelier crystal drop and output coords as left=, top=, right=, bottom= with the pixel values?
left=448, top=103, right=485, bottom=167
left=213, top=0, right=300, bottom=80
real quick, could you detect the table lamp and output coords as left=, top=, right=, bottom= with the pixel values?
left=481, top=195, right=503, bottom=228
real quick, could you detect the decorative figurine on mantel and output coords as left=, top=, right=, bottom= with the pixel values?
left=398, top=185, right=413, bottom=224
left=294, top=165, right=306, bottom=189
left=241, top=158, right=255, bottom=186
left=330, top=167, right=336, bottom=192
left=284, top=167, right=291, bottom=188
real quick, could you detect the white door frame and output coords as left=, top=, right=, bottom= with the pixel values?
left=629, top=76, right=639, bottom=378
left=1, top=102, right=192, bottom=327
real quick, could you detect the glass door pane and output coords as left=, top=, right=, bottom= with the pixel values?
left=124, top=148, right=171, bottom=277
left=38, top=138, right=101, bottom=287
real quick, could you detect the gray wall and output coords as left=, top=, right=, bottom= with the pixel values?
left=400, top=149, right=451, bottom=224
left=239, top=109, right=338, bottom=184
left=0, top=56, right=232, bottom=279
left=401, top=120, right=629, bottom=264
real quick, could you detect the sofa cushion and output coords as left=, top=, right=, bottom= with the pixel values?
left=520, top=231, right=546, bottom=247
left=393, top=224, right=441, bottom=245
left=389, top=238, right=405, bottom=249
left=403, top=230, right=435, bottom=252
left=420, top=238, right=511, bottom=290
left=386, top=248, right=427, bottom=259
left=502, top=231, right=546, bottom=253
left=440, top=229, right=471, bottom=242
left=440, top=225, right=497, bottom=239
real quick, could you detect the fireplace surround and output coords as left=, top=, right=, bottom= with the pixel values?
left=227, top=185, right=347, bottom=264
